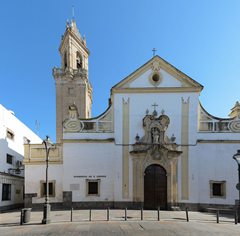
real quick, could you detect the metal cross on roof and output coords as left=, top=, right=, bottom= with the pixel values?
left=152, top=48, right=157, bottom=57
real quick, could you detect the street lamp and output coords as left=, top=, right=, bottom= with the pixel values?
left=233, top=149, right=240, bottom=223
left=42, top=135, right=53, bottom=224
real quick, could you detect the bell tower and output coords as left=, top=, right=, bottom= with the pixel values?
left=53, top=19, right=93, bottom=143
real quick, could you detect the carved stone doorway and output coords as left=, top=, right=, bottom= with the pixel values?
left=144, top=164, right=167, bottom=210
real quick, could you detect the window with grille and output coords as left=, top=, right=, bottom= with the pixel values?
left=6, top=154, right=13, bottom=164
left=40, top=180, right=55, bottom=198
left=2, top=184, right=11, bottom=201
left=210, top=180, right=226, bottom=199
left=86, top=179, right=100, bottom=197
left=212, top=183, right=222, bottom=196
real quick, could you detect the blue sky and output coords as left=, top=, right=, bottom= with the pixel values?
left=1, top=1, right=240, bottom=142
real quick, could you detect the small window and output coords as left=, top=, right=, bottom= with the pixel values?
left=210, top=180, right=226, bottom=199
left=40, top=180, right=55, bottom=198
left=6, top=154, right=13, bottom=164
left=68, top=88, right=74, bottom=95
left=86, top=179, right=100, bottom=197
left=6, top=129, right=14, bottom=140
left=2, top=184, right=11, bottom=201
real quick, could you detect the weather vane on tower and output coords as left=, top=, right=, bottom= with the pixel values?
left=72, top=5, right=74, bottom=20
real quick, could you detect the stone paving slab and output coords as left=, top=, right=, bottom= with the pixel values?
left=0, top=209, right=240, bottom=235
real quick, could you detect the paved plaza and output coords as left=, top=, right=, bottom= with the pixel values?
left=1, top=209, right=240, bottom=235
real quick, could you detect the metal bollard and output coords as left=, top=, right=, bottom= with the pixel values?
left=141, top=208, right=143, bottom=221
left=107, top=207, right=109, bottom=221
left=157, top=206, right=160, bottom=221
left=71, top=208, right=73, bottom=222
left=89, top=209, right=91, bottom=221
left=216, top=211, right=219, bottom=223
left=186, top=207, right=189, bottom=222
left=20, top=209, right=24, bottom=225
left=235, top=211, right=238, bottom=225
left=125, top=207, right=127, bottom=221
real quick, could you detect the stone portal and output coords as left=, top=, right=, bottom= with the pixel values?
left=131, top=109, right=182, bottom=210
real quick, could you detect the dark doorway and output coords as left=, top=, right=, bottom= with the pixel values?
left=144, top=164, right=167, bottom=210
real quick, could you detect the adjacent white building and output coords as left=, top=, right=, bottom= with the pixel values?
left=0, top=104, right=42, bottom=211
left=23, top=19, right=240, bottom=211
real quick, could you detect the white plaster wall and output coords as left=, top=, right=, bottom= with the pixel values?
left=0, top=104, right=42, bottom=208
left=197, top=132, right=240, bottom=140
left=196, top=143, right=239, bottom=205
left=0, top=104, right=42, bottom=175
left=63, top=143, right=114, bottom=202
left=0, top=177, right=24, bottom=207
left=114, top=91, right=199, bottom=202
left=130, top=68, right=182, bottom=88
left=63, top=132, right=114, bottom=140
left=25, top=164, right=63, bottom=203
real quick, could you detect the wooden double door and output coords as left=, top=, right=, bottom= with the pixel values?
left=144, top=164, right=167, bottom=210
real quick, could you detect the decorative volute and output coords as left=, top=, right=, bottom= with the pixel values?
left=229, top=101, right=240, bottom=132
left=63, top=104, right=82, bottom=132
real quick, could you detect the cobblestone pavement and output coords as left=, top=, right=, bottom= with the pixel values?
left=1, top=209, right=240, bottom=235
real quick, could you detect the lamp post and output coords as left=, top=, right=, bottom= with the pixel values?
left=233, top=149, right=240, bottom=223
left=42, top=135, right=53, bottom=224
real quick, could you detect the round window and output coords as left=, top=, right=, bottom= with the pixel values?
left=152, top=74, right=160, bottom=82
left=148, top=71, right=163, bottom=86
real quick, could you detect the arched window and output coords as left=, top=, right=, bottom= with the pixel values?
left=76, top=52, right=82, bottom=69
left=64, top=51, right=67, bottom=69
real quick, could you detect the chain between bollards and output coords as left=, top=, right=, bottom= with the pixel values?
left=71, top=208, right=73, bottom=222
left=89, top=209, right=91, bottom=221
left=141, top=208, right=143, bottom=221
left=216, top=210, right=219, bottom=223
left=107, top=207, right=109, bottom=221
left=125, top=207, right=127, bottom=221
left=186, top=207, right=189, bottom=222
left=157, top=206, right=160, bottom=221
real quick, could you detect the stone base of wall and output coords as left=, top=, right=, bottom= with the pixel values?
left=0, top=203, right=24, bottom=212
left=70, top=201, right=143, bottom=210
left=24, top=193, right=237, bottom=213
left=178, top=202, right=236, bottom=212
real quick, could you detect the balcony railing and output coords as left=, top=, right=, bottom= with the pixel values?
left=52, top=67, right=88, bottom=77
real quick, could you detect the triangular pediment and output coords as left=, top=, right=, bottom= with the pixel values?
left=112, top=56, right=203, bottom=93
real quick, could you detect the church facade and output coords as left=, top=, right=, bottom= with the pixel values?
left=23, top=20, right=240, bottom=211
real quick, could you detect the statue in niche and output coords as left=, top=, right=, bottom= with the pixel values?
left=152, top=128, right=160, bottom=144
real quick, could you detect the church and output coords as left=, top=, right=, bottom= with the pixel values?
left=23, top=19, right=240, bottom=211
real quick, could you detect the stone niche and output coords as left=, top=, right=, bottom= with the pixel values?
left=130, top=109, right=182, bottom=209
